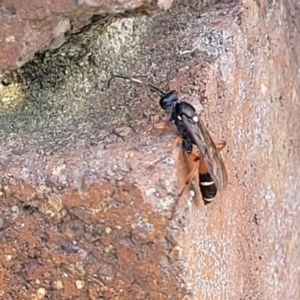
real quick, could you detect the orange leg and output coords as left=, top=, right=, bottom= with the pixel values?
left=154, top=122, right=169, bottom=130
left=155, top=123, right=183, bottom=154
left=170, top=136, right=182, bottom=153
left=178, top=153, right=199, bottom=197
left=213, top=139, right=226, bottom=152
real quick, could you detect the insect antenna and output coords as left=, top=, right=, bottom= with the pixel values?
left=107, top=74, right=166, bottom=96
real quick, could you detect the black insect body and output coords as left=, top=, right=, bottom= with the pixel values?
left=200, top=173, right=218, bottom=201
left=107, top=74, right=228, bottom=203
left=159, top=91, right=196, bottom=154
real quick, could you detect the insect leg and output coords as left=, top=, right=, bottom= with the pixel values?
left=170, top=136, right=182, bottom=152
left=178, top=153, right=200, bottom=197
left=154, top=122, right=170, bottom=130
left=213, top=139, right=226, bottom=152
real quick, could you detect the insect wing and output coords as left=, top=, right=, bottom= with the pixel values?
left=182, top=115, right=228, bottom=191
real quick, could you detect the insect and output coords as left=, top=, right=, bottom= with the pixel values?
left=107, top=74, right=228, bottom=203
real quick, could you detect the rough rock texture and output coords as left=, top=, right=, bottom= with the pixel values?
left=1, top=0, right=300, bottom=299
left=0, top=0, right=173, bottom=70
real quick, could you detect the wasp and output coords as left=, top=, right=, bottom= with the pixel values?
left=107, top=74, right=228, bottom=204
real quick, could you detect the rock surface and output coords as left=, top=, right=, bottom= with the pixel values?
left=0, top=0, right=172, bottom=70
left=0, top=0, right=300, bottom=299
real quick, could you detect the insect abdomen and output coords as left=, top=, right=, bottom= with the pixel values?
left=199, top=173, right=217, bottom=202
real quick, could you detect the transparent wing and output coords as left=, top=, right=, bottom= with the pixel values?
left=182, top=115, right=228, bottom=191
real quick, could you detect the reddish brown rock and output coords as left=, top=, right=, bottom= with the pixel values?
left=0, top=0, right=173, bottom=70
left=0, top=0, right=300, bottom=299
